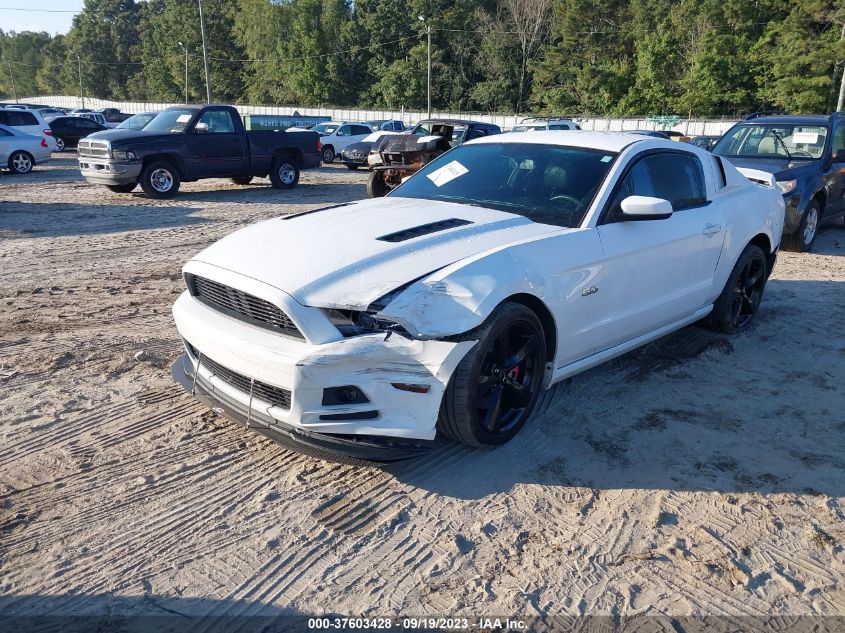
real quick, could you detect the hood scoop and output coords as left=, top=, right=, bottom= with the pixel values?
left=376, top=218, right=473, bottom=243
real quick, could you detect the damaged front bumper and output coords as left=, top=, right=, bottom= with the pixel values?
left=171, top=291, right=475, bottom=463
left=173, top=354, right=434, bottom=463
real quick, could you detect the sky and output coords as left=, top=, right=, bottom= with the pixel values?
left=0, top=1, right=86, bottom=35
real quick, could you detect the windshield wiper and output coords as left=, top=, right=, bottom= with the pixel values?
left=770, top=130, right=792, bottom=160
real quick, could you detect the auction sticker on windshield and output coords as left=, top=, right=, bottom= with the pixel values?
left=427, top=160, right=468, bottom=187
left=177, top=114, right=192, bottom=123
left=792, top=132, right=819, bottom=144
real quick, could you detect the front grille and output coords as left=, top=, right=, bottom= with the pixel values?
left=186, top=341, right=291, bottom=410
left=78, top=139, right=109, bottom=158
left=188, top=275, right=303, bottom=339
left=343, top=151, right=367, bottom=161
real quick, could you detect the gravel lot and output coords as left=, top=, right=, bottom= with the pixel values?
left=1, top=154, right=844, bottom=623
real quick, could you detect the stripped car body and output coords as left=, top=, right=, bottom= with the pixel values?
left=173, top=132, right=784, bottom=463
left=367, top=119, right=501, bottom=197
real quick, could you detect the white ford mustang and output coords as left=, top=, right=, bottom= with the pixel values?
left=172, top=132, right=785, bottom=463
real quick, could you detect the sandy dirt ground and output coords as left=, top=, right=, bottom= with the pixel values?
left=0, top=155, right=844, bottom=624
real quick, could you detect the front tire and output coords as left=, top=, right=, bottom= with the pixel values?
left=106, top=183, right=137, bottom=193
left=140, top=161, right=180, bottom=199
left=269, top=157, right=299, bottom=189
left=367, top=171, right=388, bottom=198
left=8, top=151, right=34, bottom=174
left=782, top=200, right=820, bottom=252
left=705, top=244, right=768, bottom=334
left=439, top=302, right=547, bottom=447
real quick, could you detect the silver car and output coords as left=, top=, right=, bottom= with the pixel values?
left=0, top=123, right=51, bottom=174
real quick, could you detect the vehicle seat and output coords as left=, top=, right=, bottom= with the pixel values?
left=543, top=165, right=570, bottom=198
left=758, top=137, right=777, bottom=154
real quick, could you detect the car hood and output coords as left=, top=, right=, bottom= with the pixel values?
left=86, top=129, right=174, bottom=144
left=190, top=197, right=564, bottom=310
left=723, top=156, right=816, bottom=178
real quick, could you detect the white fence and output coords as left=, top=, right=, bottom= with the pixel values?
left=2, top=95, right=739, bottom=136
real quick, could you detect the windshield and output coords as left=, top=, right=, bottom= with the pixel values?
left=714, top=123, right=828, bottom=159
left=392, top=142, right=616, bottom=228
left=117, top=113, right=156, bottom=130
left=313, top=123, right=339, bottom=135
left=143, top=109, right=197, bottom=133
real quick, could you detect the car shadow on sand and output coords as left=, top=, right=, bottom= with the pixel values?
left=387, top=278, right=845, bottom=501
left=0, top=202, right=208, bottom=238
left=0, top=593, right=311, bottom=632
left=127, top=181, right=367, bottom=205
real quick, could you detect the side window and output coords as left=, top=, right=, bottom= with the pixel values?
left=466, top=128, right=488, bottom=141
left=831, top=124, right=845, bottom=160
left=197, top=109, right=235, bottom=133
left=336, top=124, right=351, bottom=137
left=82, top=119, right=99, bottom=129
left=0, top=112, right=7, bottom=124
left=352, top=125, right=370, bottom=135
left=610, top=152, right=707, bottom=218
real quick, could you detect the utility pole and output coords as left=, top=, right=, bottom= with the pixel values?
left=178, top=41, right=189, bottom=104
left=427, top=24, right=432, bottom=119
left=837, top=22, right=845, bottom=111
left=198, top=0, right=211, bottom=103
left=418, top=15, right=431, bottom=118
left=75, top=52, right=84, bottom=109
left=2, top=53, right=17, bottom=103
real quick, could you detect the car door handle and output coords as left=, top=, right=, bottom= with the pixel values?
left=702, top=223, right=722, bottom=235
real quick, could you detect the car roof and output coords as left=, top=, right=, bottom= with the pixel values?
left=469, top=130, right=671, bottom=152
left=738, top=115, right=830, bottom=126
left=418, top=118, right=489, bottom=126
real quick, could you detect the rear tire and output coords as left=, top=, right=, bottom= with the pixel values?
left=54, top=136, right=66, bottom=152
left=106, top=183, right=137, bottom=193
left=704, top=244, right=768, bottom=334
left=782, top=200, right=820, bottom=252
left=8, top=151, right=34, bottom=174
left=321, top=145, right=335, bottom=163
left=269, top=157, right=299, bottom=190
left=367, top=171, right=388, bottom=198
left=439, top=302, right=547, bottom=447
left=140, top=161, right=180, bottom=199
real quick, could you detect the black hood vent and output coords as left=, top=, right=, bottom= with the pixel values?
left=376, top=218, right=473, bottom=243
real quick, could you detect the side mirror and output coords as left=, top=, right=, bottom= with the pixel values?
left=194, top=121, right=209, bottom=133
left=620, top=195, right=673, bottom=220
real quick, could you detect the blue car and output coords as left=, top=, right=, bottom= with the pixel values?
left=713, top=114, right=845, bottom=252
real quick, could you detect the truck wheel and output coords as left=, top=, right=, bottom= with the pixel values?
left=54, top=137, right=66, bottom=152
left=367, top=171, right=388, bottom=198
left=140, top=161, right=180, bottom=199
left=782, top=200, right=820, bottom=253
left=321, top=145, right=335, bottom=163
left=231, top=176, right=253, bottom=185
left=8, top=151, right=34, bottom=174
left=269, top=158, right=299, bottom=190
left=106, top=183, right=137, bottom=193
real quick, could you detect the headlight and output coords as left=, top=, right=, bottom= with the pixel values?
left=111, top=149, right=137, bottom=161
left=324, top=308, right=407, bottom=338
left=776, top=179, right=797, bottom=194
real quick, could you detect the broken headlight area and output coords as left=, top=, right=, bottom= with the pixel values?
left=324, top=308, right=410, bottom=338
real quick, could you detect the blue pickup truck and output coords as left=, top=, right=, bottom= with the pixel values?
left=713, top=113, right=845, bottom=252
left=78, top=104, right=321, bottom=198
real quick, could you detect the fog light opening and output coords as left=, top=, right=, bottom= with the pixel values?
left=391, top=383, right=430, bottom=394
